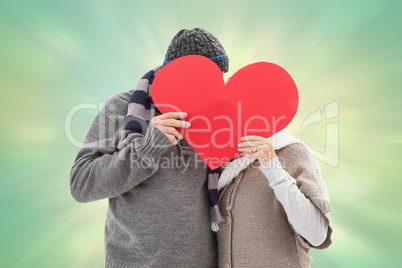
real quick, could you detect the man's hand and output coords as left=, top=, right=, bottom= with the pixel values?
left=237, top=135, right=276, bottom=164
left=150, top=112, right=190, bottom=145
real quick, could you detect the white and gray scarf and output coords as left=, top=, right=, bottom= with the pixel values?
left=117, top=66, right=330, bottom=232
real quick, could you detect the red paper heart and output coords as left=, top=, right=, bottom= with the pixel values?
left=152, top=55, right=298, bottom=169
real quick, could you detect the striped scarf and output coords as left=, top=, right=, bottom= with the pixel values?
left=116, top=66, right=331, bottom=233
left=116, top=65, right=225, bottom=230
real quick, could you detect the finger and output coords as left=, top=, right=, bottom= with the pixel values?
left=161, top=126, right=184, bottom=139
left=238, top=144, right=269, bottom=153
left=158, top=130, right=178, bottom=145
left=167, top=134, right=178, bottom=145
left=159, top=118, right=191, bottom=128
left=238, top=140, right=268, bottom=148
left=170, top=128, right=184, bottom=140
left=157, top=126, right=183, bottom=139
left=159, top=112, right=187, bottom=119
left=241, top=135, right=266, bottom=142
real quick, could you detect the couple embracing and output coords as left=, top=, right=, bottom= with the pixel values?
left=69, top=28, right=332, bottom=268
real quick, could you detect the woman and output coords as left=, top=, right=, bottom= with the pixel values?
left=214, top=130, right=333, bottom=268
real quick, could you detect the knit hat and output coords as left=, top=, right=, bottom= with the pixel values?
left=162, top=28, right=229, bottom=73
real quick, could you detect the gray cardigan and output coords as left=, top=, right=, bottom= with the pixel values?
left=69, top=89, right=217, bottom=267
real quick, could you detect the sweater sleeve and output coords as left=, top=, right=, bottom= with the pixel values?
left=258, top=157, right=327, bottom=246
left=257, top=143, right=332, bottom=249
left=69, top=92, right=173, bottom=203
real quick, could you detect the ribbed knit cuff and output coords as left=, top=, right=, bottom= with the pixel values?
left=133, top=121, right=173, bottom=158
left=128, top=122, right=174, bottom=181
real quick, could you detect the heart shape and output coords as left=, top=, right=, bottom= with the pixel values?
left=152, top=55, right=299, bottom=169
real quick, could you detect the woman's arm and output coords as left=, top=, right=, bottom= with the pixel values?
left=258, top=156, right=329, bottom=246
left=239, top=136, right=332, bottom=248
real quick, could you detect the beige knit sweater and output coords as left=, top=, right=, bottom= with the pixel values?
left=217, top=143, right=333, bottom=268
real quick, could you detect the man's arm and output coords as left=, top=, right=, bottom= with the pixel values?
left=69, top=92, right=173, bottom=203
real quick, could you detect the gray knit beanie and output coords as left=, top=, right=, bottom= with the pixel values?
left=162, top=28, right=229, bottom=73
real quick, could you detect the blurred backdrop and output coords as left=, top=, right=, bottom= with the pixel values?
left=1, top=0, right=401, bottom=267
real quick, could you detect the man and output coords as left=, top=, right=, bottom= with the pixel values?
left=69, top=28, right=229, bottom=267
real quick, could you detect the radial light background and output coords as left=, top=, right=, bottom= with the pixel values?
left=1, top=0, right=401, bottom=267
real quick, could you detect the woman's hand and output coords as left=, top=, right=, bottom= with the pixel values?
left=237, top=135, right=276, bottom=164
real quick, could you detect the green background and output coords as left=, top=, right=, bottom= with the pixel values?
left=1, top=0, right=401, bottom=267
